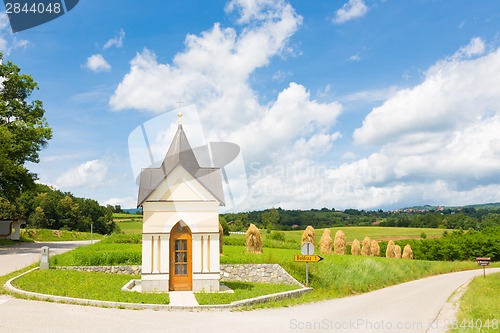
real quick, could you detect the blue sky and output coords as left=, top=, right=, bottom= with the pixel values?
left=2, top=0, right=500, bottom=211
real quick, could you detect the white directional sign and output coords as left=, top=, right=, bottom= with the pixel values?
left=301, top=242, right=314, bottom=255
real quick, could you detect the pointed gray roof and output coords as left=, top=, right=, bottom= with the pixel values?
left=137, top=123, right=225, bottom=207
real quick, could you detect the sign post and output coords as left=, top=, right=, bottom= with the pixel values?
left=40, top=246, right=49, bottom=270
left=476, top=257, right=491, bottom=279
left=296, top=242, right=324, bottom=286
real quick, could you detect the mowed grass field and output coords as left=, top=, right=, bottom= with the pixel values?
left=114, top=212, right=444, bottom=241
left=40, top=233, right=492, bottom=307
left=224, top=226, right=445, bottom=249
left=114, top=213, right=143, bottom=234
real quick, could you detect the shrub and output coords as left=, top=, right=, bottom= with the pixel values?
left=334, top=230, right=346, bottom=255
left=269, top=231, right=286, bottom=242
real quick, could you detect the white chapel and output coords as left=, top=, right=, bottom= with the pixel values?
left=137, top=113, right=224, bottom=292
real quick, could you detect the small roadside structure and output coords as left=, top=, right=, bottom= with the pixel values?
left=137, top=114, right=225, bottom=292
left=0, top=219, right=25, bottom=241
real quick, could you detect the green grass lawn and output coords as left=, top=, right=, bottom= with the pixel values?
left=195, top=281, right=298, bottom=305
left=451, top=272, right=500, bottom=333
left=16, top=229, right=495, bottom=309
left=20, top=228, right=103, bottom=242
left=116, top=220, right=143, bottom=234
left=113, top=212, right=143, bottom=234
left=113, top=213, right=143, bottom=219
left=50, top=234, right=142, bottom=266
left=12, top=269, right=170, bottom=305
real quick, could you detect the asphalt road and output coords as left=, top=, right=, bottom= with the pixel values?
left=0, top=240, right=94, bottom=276
left=0, top=254, right=498, bottom=333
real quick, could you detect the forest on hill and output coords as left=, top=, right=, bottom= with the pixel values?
left=221, top=205, right=500, bottom=232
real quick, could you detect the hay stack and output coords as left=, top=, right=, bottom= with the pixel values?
left=361, top=236, right=372, bottom=256
left=386, top=240, right=396, bottom=258
left=334, top=230, right=346, bottom=255
left=246, top=224, right=263, bottom=254
left=319, top=229, right=333, bottom=254
left=402, top=244, right=414, bottom=259
left=394, top=245, right=402, bottom=258
left=351, top=239, right=361, bottom=255
left=301, top=225, right=316, bottom=246
left=219, top=223, right=224, bottom=255
left=370, top=240, right=380, bottom=256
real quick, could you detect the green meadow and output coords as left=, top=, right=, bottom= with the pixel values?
left=38, top=230, right=495, bottom=307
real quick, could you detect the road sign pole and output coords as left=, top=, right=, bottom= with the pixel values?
left=306, top=262, right=309, bottom=286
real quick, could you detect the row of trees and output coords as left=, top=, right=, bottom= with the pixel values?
left=388, top=226, right=500, bottom=261
left=222, top=208, right=500, bottom=232
left=12, top=184, right=116, bottom=234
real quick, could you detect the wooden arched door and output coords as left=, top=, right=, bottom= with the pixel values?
left=169, top=222, right=192, bottom=291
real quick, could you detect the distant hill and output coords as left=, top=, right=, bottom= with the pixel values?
left=122, top=208, right=143, bottom=214
left=461, top=202, right=500, bottom=209
left=402, top=202, right=500, bottom=211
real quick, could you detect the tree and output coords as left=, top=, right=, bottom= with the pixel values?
left=262, top=208, right=279, bottom=233
left=0, top=53, right=52, bottom=203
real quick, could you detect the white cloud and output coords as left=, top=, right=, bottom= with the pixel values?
left=103, top=29, right=125, bottom=49
left=0, top=13, right=29, bottom=56
left=83, top=54, right=111, bottom=72
left=335, top=39, right=500, bottom=208
left=110, top=0, right=302, bottom=118
left=333, top=0, right=368, bottom=24
left=342, top=85, right=400, bottom=103
left=354, top=40, right=500, bottom=145
left=240, top=38, right=500, bottom=210
left=348, top=54, right=361, bottom=62
left=452, top=37, right=485, bottom=60
left=110, top=3, right=500, bottom=211
left=56, top=160, right=108, bottom=188
left=111, top=0, right=345, bottom=211
left=104, top=196, right=136, bottom=209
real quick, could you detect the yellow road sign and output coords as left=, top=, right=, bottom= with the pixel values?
left=294, top=254, right=324, bottom=263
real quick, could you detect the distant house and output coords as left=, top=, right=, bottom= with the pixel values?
left=137, top=114, right=224, bottom=292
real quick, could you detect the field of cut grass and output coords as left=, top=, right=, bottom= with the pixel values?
left=452, top=272, right=500, bottom=333
left=113, top=213, right=143, bottom=219
left=225, top=226, right=445, bottom=250
left=114, top=213, right=143, bottom=234
left=281, top=226, right=445, bottom=242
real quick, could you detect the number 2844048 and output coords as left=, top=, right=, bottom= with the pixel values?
left=5, top=2, right=62, bottom=14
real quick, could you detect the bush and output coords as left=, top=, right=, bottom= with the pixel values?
left=269, top=231, right=286, bottom=242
